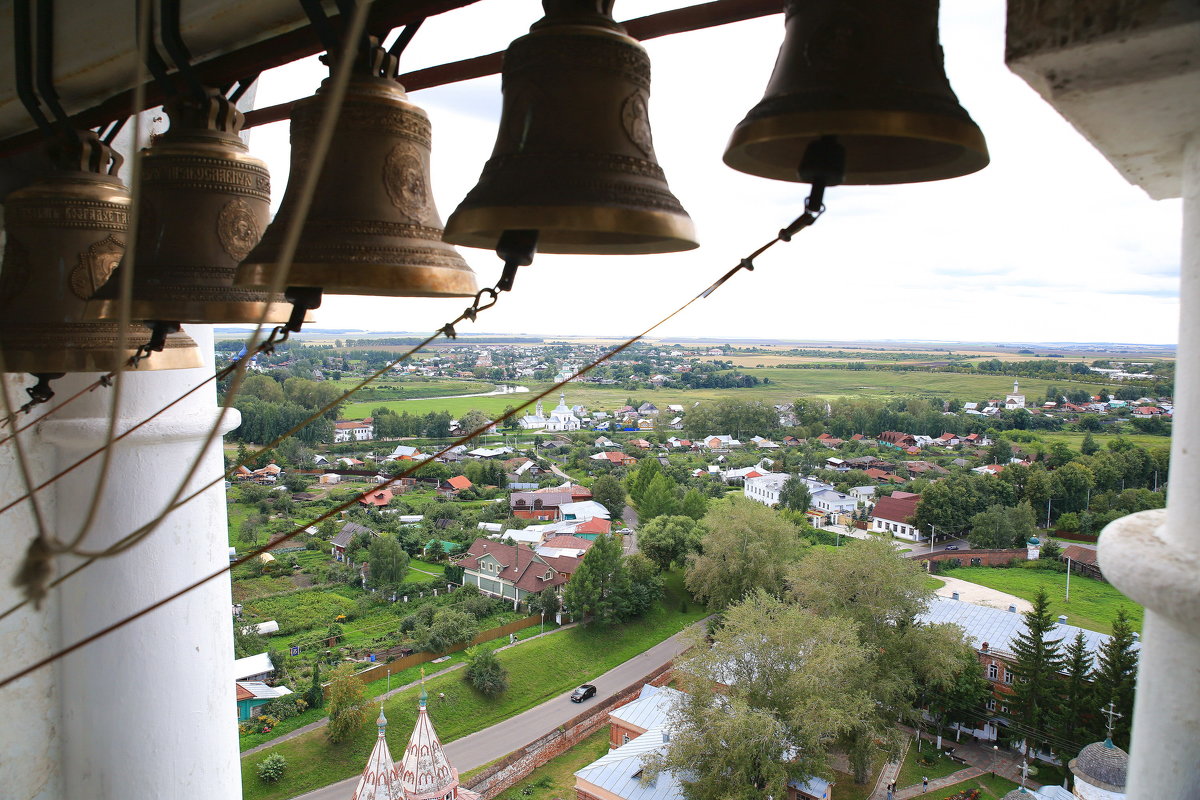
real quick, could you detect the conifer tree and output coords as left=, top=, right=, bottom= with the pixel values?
left=1009, top=587, right=1066, bottom=755
left=305, top=660, right=324, bottom=709
left=1080, top=432, right=1100, bottom=456
left=627, top=457, right=661, bottom=508
left=1091, top=607, right=1139, bottom=748
left=638, top=473, right=680, bottom=522
left=1054, top=630, right=1094, bottom=746
left=562, top=533, right=631, bottom=626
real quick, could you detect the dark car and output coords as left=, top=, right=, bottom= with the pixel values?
left=570, top=684, right=597, bottom=703
left=944, top=544, right=959, bottom=551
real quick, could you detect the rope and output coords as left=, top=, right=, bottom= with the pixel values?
left=0, top=204, right=824, bottom=689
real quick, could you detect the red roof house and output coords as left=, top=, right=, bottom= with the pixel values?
left=359, top=488, right=394, bottom=508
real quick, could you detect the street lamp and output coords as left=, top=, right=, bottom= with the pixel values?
left=929, top=523, right=936, bottom=554
left=540, top=611, right=545, bottom=635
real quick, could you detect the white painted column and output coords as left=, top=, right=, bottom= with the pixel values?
left=0, top=373, right=62, bottom=800
left=1100, top=133, right=1200, bottom=800
left=36, top=324, right=242, bottom=799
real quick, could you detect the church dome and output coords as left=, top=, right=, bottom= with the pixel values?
left=1070, top=740, right=1129, bottom=792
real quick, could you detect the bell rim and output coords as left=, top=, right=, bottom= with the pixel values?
left=0, top=339, right=204, bottom=374
left=444, top=205, right=698, bottom=255
left=233, top=261, right=480, bottom=298
left=724, top=108, right=989, bottom=184
left=84, top=296, right=304, bottom=326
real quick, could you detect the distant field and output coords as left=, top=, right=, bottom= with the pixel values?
left=341, top=368, right=1119, bottom=418
left=940, top=566, right=1142, bottom=635
left=1037, top=431, right=1170, bottom=452
left=330, top=377, right=495, bottom=401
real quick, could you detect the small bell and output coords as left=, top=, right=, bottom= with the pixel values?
left=443, top=0, right=697, bottom=255
left=723, top=0, right=988, bottom=185
left=0, top=131, right=202, bottom=376
left=236, top=40, right=477, bottom=298
left=87, top=90, right=295, bottom=324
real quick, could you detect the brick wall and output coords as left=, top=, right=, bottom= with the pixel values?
left=464, top=663, right=676, bottom=800
left=914, top=549, right=1028, bottom=569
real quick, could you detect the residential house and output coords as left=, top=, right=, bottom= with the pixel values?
left=359, top=487, right=395, bottom=508
left=903, top=460, right=949, bottom=476
left=816, top=432, right=844, bottom=448
left=878, top=431, right=918, bottom=448
left=629, top=438, right=652, bottom=449
left=743, top=472, right=790, bottom=506
left=919, top=596, right=1138, bottom=742
left=387, top=444, right=422, bottom=460
left=332, top=521, right=376, bottom=561
left=510, top=490, right=573, bottom=520
left=456, top=539, right=580, bottom=603
left=871, top=493, right=923, bottom=541
left=559, top=500, right=611, bottom=522
left=810, top=489, right=857, bottom=521
left=666, top=437, right=692, bottom=449
left=825, top=457, right=848, bottom=471
left=318, top=472, right=341, bottom=485
left=235, top=682, right=294, bottom=721
left=637, top=402, right=659, bottom=417
left=442, top=475, right=473, bottom=495
left=535, top=535, right=594, bottom=559
left=334, top=417, right=374, bottom=443
left=589, top=450, right=637, bottom=467
left=849, top=485, right=876, bottom=503
left=539, top=483, right=594, bottom=502
left=702, top=434, right=742, bottom=450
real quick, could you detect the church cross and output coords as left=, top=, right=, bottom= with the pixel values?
left=1101, top=701, right=1123, bottom=740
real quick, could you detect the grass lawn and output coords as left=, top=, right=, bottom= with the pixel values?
left=329, top=377, right=495, bottom=401
left=1036, top=430, right=1170, bottom=452
left=409, top=558, right=445, bottom=574
left=240, top=570, right=706, bottom=800
left=940, top=566, right=1143, bottom=634
left=923, top=576, right=946, bottom=592
left=896, top=740, right=964, bottom=789
left=925, top=772, right=1020, bottom=799
left=493, top=727, right=612, bottom=800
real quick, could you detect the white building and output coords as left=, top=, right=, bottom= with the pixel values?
left=546, top=393, right=581, bottom=431
left=743, top=472, right=790, bottom=506
left=811, top=488, right=857, bottom=518
left=1004, top=381, right=1026, bottom=411
left=334, top=417, right=374, bottom=443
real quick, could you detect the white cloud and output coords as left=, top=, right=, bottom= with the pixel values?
left=244, top=0, right=1182, bottom=345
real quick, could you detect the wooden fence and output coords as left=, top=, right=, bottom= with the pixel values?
left=336, top=614, right=544, bottom=689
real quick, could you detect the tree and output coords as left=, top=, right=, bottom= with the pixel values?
left=458, top=409, right=492, bottom=436
left=638, top=472, right=680, bottom=522
left=637, top=515, right=703, bottom=572
left=623, top=552, right=664, bottom=617
left=562, top=533, right=631, bottom=626
left=305, top=660, right=324, bottom=709
left=685, top=497, right=807, bottom=609
left=920, top=643, right=991, bottom=746
left=679, top=488, right=709, bottom=520
left=420, top=608, right=479, bottom=653
left=529, top=587, right=560, bottom=620
left=1055, top=631, right=1095, bottom=745
left=1091, top=607, right=1139, bottom=748
left=282, top=473, right=311, bottom=493
left=591, top=474, right=627, bottom=520
left=626, top=457, right=662, bottom=508
left=464, top=646, right=508, bottom=697
left=367, top=534, right=410, bottom=588
left=1080, top=432, right=1100, bottom=456
left=778, top=475, right=812, bottom=512
left=643, top=591, right=872, bottom=797
left=967, top=502, right=1038, bottom=549
left=325, top=663, right=366, bottom=743
left=1008, top=587, right=1066, bottom=755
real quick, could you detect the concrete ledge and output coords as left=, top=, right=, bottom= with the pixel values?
left=1099, top=509, right=1200, bottom=626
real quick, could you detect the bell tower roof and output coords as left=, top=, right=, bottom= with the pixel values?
left=399, top=698, right=460, bottom=800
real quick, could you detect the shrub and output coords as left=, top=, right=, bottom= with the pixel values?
left=464, top=646, right=508, bottom=697
left=257, top=753, right=287, bottom=783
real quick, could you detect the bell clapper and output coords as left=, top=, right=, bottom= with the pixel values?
left=779, top=136, right=847, bottom=242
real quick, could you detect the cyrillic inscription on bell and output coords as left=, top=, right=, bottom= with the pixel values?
left=235, top=41, right=477, bottom=298
left=443, top=0, right=698, bottom=255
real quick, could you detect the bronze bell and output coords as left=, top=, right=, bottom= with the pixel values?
left=87, top=90, right=295, bottom=323
left=0, top=132, right=202, bottom=375
left=236, top=41, right=477, bottom=298
left=443, top=0, right=697, bottom=255
left=723, top=0, right=989, bottom=185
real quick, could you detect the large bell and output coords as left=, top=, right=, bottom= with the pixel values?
left=443, top=0, right=697, bottom=255
left=87, top=90, right=295, bottom=323
left=723, top=0, right=988, bottom=185
left=0, top=133, right=202, bottom=375
left=236, top=43, right=476, bottom=297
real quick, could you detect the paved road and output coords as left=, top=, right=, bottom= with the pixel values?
left=289, top=625, right=699, bottom=800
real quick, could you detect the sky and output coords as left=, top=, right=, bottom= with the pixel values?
left=244, top=0, right=1183, bottom=345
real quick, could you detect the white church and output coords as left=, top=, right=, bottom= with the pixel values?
left=518, top=393, right=581, bottom=431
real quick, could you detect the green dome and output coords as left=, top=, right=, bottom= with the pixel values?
left=1028, top=536, right=1041, bottom=545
